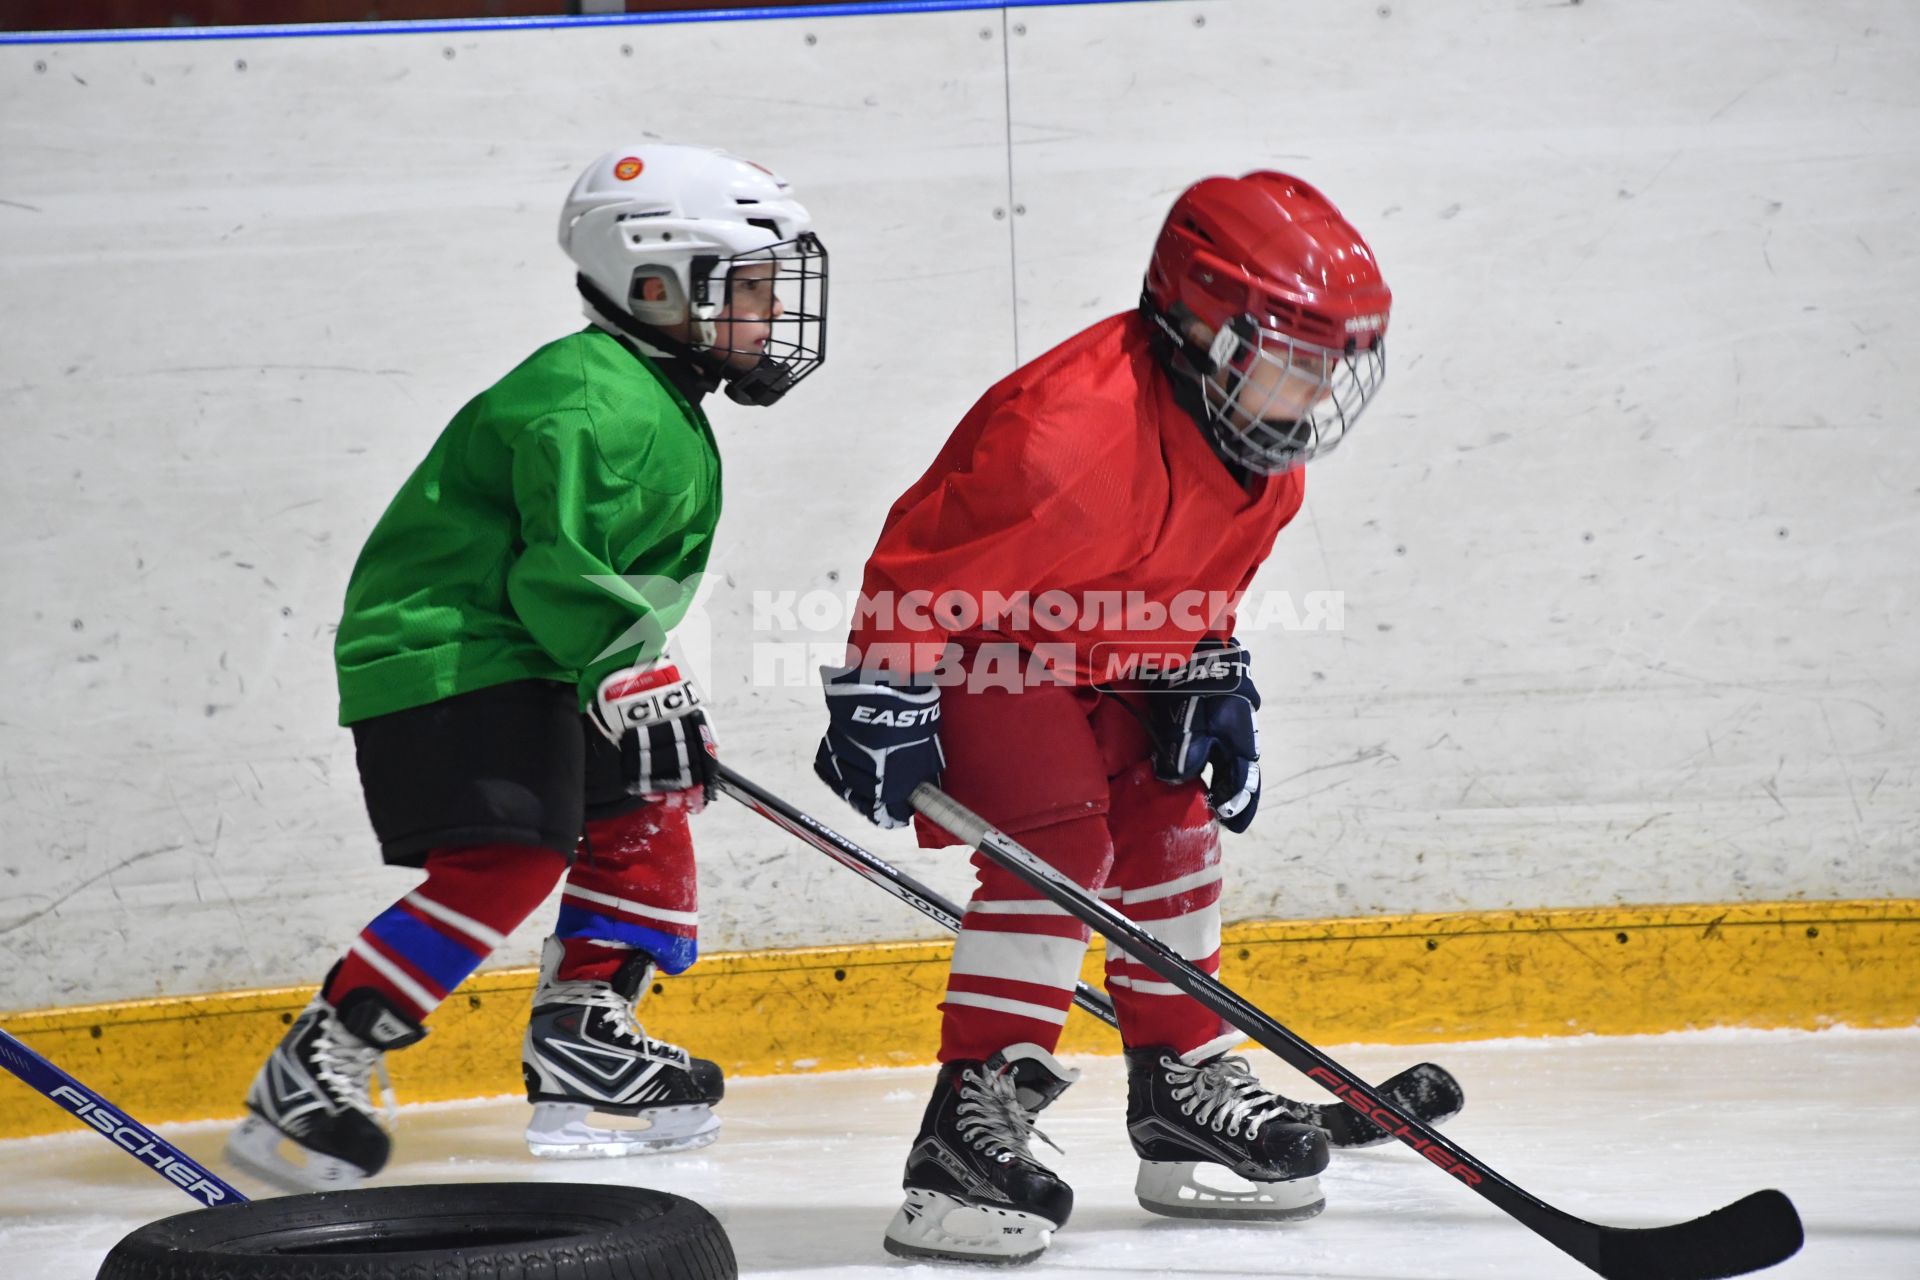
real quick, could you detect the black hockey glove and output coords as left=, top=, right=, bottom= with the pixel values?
left=1147, top=639, right=1262, bottom=834
left=813, top=663, right=944, bottom=829
left=590, top=660, right=716, bottom=812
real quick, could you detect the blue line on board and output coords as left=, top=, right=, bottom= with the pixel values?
left=2, top=0, right=1171, bottom=47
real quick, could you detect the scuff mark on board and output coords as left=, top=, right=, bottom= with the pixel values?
left=0, top=844, right=183, bottom=935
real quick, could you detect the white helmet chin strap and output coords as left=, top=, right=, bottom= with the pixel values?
left=1206, top=321, right=1244, bottom=372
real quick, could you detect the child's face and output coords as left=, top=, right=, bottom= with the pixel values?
left=1184, top=315, right=1336, bottom=426
left=1232, top=343, right=1335, bottom=425
left=707, top=262, right=784, bottom=373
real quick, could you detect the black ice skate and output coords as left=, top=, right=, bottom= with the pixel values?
left=1126, top=1035, right=1330, bottom=1221
left=223, top=986, right=425, bottom=1193
left=521, top=937, right=724, bottom=1157
left=884, top=1043, right=1080, bottom=1266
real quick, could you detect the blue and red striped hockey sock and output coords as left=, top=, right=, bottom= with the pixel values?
left=325, top=843, right=567, bottom=1021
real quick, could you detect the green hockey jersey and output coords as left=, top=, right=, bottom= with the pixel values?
left=335, top=328, right=721, bottom=725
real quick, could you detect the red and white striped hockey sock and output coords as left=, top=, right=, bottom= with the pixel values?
left=1102, top=862, right=1228, bottom=1053
left=1103, top=772, right=1230, bottom=1054
left=325, top=843, right=567, bottom=1022
left=939, top=814, right=1112, bottom=1062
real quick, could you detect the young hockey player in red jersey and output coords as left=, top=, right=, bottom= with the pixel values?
left=815, top=172, right=1389, bottom=1263
left=224, top=143, right=828, bottom=1194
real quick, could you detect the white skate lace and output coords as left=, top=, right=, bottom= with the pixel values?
left=311, top=1028, right=395, bottom=1128
left=1164, top=1051, right=1296, bottom=1140
left=546, top=978, right=677, bottom=1055
left=957, top=1065, right=1062, bottom=1159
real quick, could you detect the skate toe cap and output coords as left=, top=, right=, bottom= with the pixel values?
left=691, top=1056, right=725, bottom=1101
left=1011, top=1170, right=1074, bottom=1228
left=1263, top=1120, right=1330, bottom=1176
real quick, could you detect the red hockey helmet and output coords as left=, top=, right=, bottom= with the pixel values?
left=1143, top=172, right=1390, bottom=474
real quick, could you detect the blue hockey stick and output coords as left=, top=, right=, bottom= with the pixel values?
left=0, top=1026, right=247, bottom=1207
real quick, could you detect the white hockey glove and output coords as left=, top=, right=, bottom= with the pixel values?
left=590, top=660, right=716, bottom=812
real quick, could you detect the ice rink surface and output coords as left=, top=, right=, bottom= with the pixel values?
left=2, top=1027, right=1914, bottom=1279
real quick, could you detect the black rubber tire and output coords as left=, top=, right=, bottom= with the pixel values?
left=95, top=1181, right=735, bottom=1280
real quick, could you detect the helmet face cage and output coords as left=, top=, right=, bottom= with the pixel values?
left=688, top=231, right=828, bottom=406
left=1198, top=319, right=1385, bottom=474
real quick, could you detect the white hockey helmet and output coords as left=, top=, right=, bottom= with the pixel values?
left=558, top=144, right=828, bottom=405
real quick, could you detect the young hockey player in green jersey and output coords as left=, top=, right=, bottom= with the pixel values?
left=225, top=143, right=828, bottom=1193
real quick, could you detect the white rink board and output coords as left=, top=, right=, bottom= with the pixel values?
left=2, top=1, right=1917, bottom=1009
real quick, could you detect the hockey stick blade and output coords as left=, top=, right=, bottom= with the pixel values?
left=1307, top=1061, right=1463, bottom=1147
left=913, top=784, right=1804, bottom=1279
left=710, top=760, right=1465, bottom=1146
left=1589, top=1189, right=1803, bottom=1280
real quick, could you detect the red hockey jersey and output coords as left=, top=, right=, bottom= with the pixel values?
left=850, top=311, right=1305, bottom=684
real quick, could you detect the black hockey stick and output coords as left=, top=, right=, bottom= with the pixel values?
left=911, top=784, right=1804, bottom=1280
left=0, top=1026, right=247, bottom=1208
left=709, top=760, right=1462, bottom=1148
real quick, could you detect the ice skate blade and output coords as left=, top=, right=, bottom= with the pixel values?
left=1135, top=1161, right=1325, bottom=1222
left=525, top=1101, right=720, bottom=1158
left=883, top=1187, right=1056, bottom=1266
left=223, top=1114, right=374, bottom=1194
